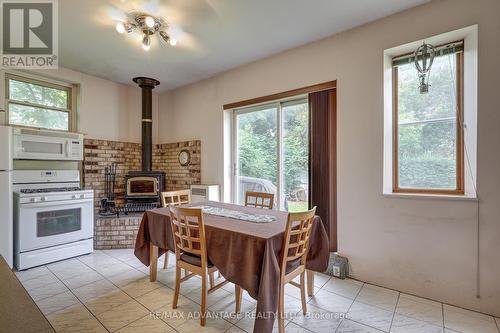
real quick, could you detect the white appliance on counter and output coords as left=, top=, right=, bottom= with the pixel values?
left=190, top=184, right=220, bottom=202
left=13, top=170, right=94, bottom=270
left=13, top=127, right=84, bottom=161
left=0, top=126, right=13, bottom=268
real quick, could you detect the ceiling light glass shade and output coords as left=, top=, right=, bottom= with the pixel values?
left=145, top=16, right=155, bottom=28
left=142, top=34, right=151, bottom=51
left=169, top=39, right=177, bottom=46
left=116, top=22, right=125, bottom=34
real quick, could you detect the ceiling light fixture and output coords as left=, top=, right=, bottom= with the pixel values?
left=115, top=12, right=177, bottom=50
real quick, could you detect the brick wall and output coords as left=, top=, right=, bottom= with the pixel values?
left=83, top=139, right=142, bottom=209
left=84, top=138, right=202, bottom=249
left=153, top=141, right=201, bottom=191
left=83, top=138, right=202, bottom=210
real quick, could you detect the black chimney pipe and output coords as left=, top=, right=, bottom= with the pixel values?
left=133, top=77, right=160, bottom=172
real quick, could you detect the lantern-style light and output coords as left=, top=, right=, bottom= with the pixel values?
left=414, top=42, right=435, bottom=94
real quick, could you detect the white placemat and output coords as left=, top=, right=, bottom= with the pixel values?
left=191, top=205, right=276, bottom=223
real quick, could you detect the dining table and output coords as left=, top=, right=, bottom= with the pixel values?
left=134, top=200, right=330, bottom=333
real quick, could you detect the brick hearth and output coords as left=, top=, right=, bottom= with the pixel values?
left=94, top=214, right=142, bottom=249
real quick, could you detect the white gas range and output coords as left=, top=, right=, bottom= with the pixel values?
left=13, top=170, right=94, bottom=270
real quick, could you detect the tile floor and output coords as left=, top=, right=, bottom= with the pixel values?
left=16, top=249, right=500, bottom=333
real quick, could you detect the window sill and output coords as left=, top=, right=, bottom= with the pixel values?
left=383, top=192, right=478, bottom=201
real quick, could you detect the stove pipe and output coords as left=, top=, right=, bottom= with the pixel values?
left=133, top=77, right=160, bottom=172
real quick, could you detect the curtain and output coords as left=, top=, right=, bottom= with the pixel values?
left=309, top=89, right=337, bottom=252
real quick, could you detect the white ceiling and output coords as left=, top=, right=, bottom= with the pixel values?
left=59, top=0, right=428, bottom=92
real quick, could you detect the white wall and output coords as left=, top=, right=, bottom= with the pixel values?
left=157, top=0, right=500, bottom=316
left=0, top=67, right=159, bottom=143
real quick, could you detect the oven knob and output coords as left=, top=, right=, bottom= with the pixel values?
left=79, top=194, right=85, bottom=199
left=72, top=195, right=77, bottom=199
left=41, top=197, right=47, bottom=201
left=30, top=198, right=36, bottom=202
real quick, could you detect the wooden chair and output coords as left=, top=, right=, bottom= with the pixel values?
left=244, top=191, right=274, bottom=209
left=161, top=190, right=191, bottom=269
left=235, top=207, right=317, bottom=333
left=161, top=189, right=191, bottom=208
left=169, top=207, right=229, bottom=326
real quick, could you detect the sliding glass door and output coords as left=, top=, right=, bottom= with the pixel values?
left=233, top=98, right=309, bottom=211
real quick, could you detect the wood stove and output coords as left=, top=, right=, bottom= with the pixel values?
left=122, top=77, right=165, bottom=212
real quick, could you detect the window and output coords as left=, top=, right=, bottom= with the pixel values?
left=392, top=41, right=464, bottom=194
left=232, top=98, right=309, bottom=211
left=6, top=74, right=74, bottom=131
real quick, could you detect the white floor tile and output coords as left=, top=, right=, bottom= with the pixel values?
left=234, top=311, right=287, bottom=333
left=390, top=313, right=443, bottom=333
left=443, top=304, right=498, bottom=333
left=119, top=276, right=164, bottom=298
left=107, top=268, right=147, bottom=287
left=285, top=322, right=315, bottom=332
left=322, top=278, right=363, bottom=299
left=27, top=280, right=69, bottom=302
left=224, top=325, right=247, bottom=333
left=94, top=262, right=138, bottom=278
left=15, top=265, right=52, bottom=282
left=62, top=270, right=104, bottom=290
left=209, top=296, right=256, bottom=324
left=336, top=319, right=385, bottom=333
left=46, top=303, right=108, bottom=333
left=154, top=296, right=205, bottom=329
left=355, top=284, right=399, bottom=311
left=136, top=286, right=176, bottom=311
left=21, top=270, right=60, bottom=290
left=96, top=299, right=150, bottom=332
left=307, top=289, right=353, bottom=314
left=83, top=289, right=133, bottom=315
left=48, top=258, right=94, bottom=280
left=291, top=303, right=342, bottom=332
left=395, top=293, right=443, bottom=326
left=116, top=314, right=175, bottom=333
left=186, top=285, right=234, bottom=307
left=72, top=279, right=119, bottom=302
left=35, top=291, right=80, bottom=315
left=284, top=282, right=318, bottom=300
left=175, top=314, right=233, bottom=333
left=347, top=301, right=394, bottom=332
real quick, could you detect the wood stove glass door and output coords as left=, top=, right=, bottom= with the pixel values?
left=127, top=177, right=158, bottom=196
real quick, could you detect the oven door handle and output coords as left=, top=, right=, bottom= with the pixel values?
left=20, top=198, right=93, bottom=208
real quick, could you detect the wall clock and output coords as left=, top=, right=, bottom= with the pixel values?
left=178, top=149, right=191, bottom=166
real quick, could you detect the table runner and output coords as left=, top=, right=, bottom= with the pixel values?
left=191, top=205, right=276, bottom=223
left=134, top=201, right=329, bottom=333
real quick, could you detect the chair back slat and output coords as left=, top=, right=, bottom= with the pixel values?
left=244, top=191, right=274, bottom=209
left=280, top=207, right=316, bottom=274
left=162, top=189, right=191, bottom=208
left=170, top=207, right=207, bottom=265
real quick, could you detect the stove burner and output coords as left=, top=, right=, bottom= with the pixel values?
left=20, top=187, right=82, bottom=194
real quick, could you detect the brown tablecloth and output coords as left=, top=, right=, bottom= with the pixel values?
left=134, top=201, right=329, bottom=333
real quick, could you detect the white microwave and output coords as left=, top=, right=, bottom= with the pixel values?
left=13, top=127, right=84, bottom=161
